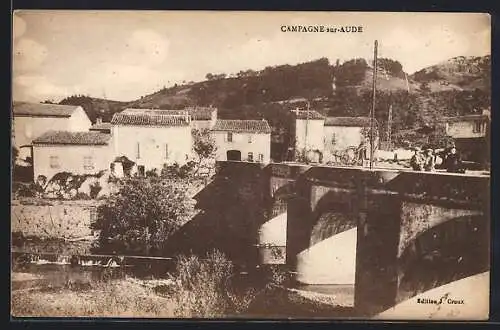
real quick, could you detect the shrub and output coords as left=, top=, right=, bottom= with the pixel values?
left=89, top=182, right=102, bottom=199
left=75, top=192, right=91, bottom=200
left=172, top=250, right=260, bottom=317
left=160, top=162, right=197, bottom=180
left=13, top=182, right=43, bottom=198
left=145, top=168, right=159, bottom=178
left=93, top=178, right=192, bottom=255
left=173, top=250, right=232, bottom=317
left=12, top=146, right=18, bottom=169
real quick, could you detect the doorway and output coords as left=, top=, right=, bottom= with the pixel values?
left=227, top=150, right=242, bottom=161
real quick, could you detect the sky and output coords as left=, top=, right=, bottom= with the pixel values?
left=12, top=11, right=491, bottom=103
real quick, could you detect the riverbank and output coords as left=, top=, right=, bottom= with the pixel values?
left=12, top=272, right=177, bottom=317
left=11, top=269, right=354, bottom=318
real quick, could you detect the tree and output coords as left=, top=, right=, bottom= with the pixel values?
left=12, top=146, right=18, bottom=169
left=93, top=178, right=193, bottom=255
left=377, top=58, right=404, bottom=77
left=334, top=58, right=368, bottom=87
left=193, top=129, right=216, bottom=159
left=192, top=128, right=217, bottom=176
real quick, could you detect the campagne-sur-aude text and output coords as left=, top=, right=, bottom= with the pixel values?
left=281, top=25, right=363, bottom=33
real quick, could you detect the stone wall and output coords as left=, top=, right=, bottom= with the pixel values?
left=11, top=198, right=99, bottom=240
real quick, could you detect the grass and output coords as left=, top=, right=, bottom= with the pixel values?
left=12, top=277, right=177, bottom=317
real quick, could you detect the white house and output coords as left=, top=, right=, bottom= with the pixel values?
left=323, top=116, right=379, bottom=163
left=110, top=108, right=193, bottom=173
left=290, top=108, right=380, bottom=163
left=443, top=110, right=490, bottom=163
left=12, top=102, right=92, bottom=161
left=211, top=119, right=271, bottom=163
left=290, top=109, right=326, bottom=162
left=444, top=110, right=490, bottom=139
left=32, top=131, right=113, bottom=181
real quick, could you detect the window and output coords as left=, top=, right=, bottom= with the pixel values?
left=83, top=156, right=94, bottom=170
left=248, top=135, right=253, bottom=143
left=227, top=132, right=233, bottom=142
left=258, top=153, right=264, bottom=163
left=473, top=121, right=482, bottom=133
left=49, top=156, right=60, bottom=169
left=248, top=152, right=254, bottom=162
left=164, top=144, right=169, bottom=159
left=136, top=142, right=141, bottom=159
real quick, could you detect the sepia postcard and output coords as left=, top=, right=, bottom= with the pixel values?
left=11, top=10, right=491, bottom=320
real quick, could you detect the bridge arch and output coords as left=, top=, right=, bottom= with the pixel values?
left=396, top=213, right=488, bottom=303
left=295, top=188, right=359, bottom=285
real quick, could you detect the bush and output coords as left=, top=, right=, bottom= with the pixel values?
left=172, top=250, right=259, bottom=317
left=13, top=182, right=43, bottom=198
left=93, top=178, right=192, bottom=255
left=173, top=250, right=232, bottom=317
left=160, top=162, right=197, bottom=180
left=89, top=182, right=102, bottom=199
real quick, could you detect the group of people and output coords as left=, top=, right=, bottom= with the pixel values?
left=410, top=147, right=436, bottom=172
left=410, top=145, right=465, bottom=173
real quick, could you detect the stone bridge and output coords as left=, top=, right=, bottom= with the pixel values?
left=193, top=161, right=490, bottom=318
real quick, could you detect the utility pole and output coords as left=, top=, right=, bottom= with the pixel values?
left=387, top=104, right=393, bottom=150
left=305, top=101, right=310, bottom=160
left=370, top=40, right=378, bottom=170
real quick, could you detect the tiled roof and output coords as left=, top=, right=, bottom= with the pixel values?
left=291, top=109, right=325, bottom=120
left=324, top=116, right=375, bottom=127
left=147, top=107, right=216, bottom=120
left=13, top=102, right=81, bottom=118
left=32, top=131, right=111, bottom=146
left=443, top=114, right=490, bottom=123
left=90, top=123, right=112, bottom=130
left=111, top=109, right=190, bottom=127
left=212, top=119, right=271, bottom=134
left=184, top=106, right=216, bottom=120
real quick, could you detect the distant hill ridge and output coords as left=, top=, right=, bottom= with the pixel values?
left=31, top=54, right=489, bottom=151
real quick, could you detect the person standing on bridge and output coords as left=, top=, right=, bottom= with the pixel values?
left=423, top=149, right=435, bottom=172
left=410, top=147, right=424, bottom=171
left=444, top=147, right=465, bottom=173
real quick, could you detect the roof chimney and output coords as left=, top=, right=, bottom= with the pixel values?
left=96, top=117, right=102, bottom=124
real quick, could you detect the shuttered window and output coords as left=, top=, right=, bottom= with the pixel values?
left=83, top=156, right=94, bottom=170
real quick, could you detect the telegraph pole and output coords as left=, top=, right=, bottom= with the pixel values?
left=305, top=101, right=310, bottom=160
left=387, top=104, right=393, bottom=150
left=370, top=40, right=378, bottom=170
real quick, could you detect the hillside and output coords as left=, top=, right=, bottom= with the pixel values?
left=54, top=55, right=490, bottom=154
left=411, top=55, right=491, bottom=92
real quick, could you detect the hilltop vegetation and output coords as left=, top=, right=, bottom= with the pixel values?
left=53, top=55, right=490, bottom=152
